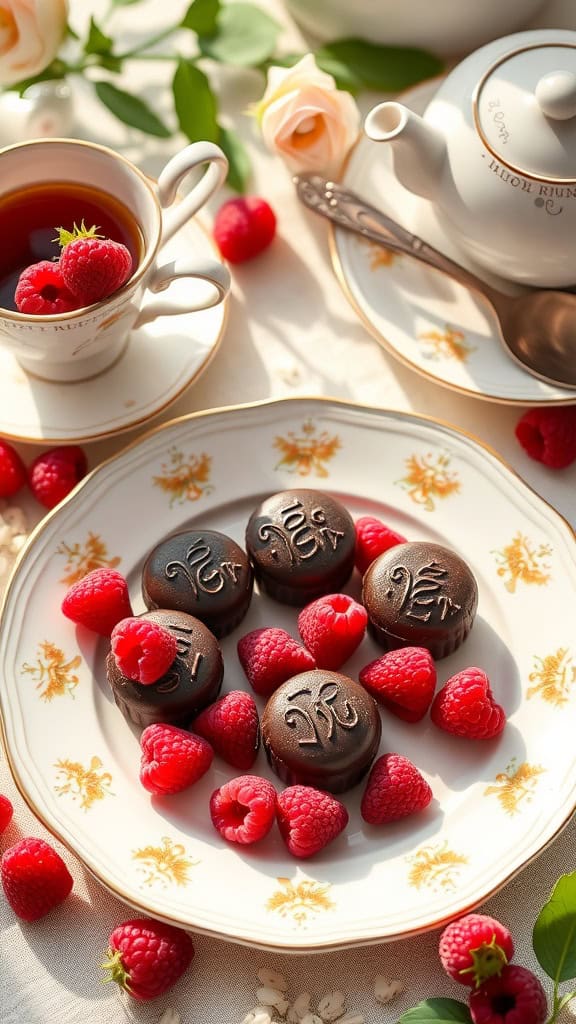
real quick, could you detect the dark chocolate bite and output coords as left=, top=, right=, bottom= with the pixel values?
left=362, top=541, right=478, bottom=659
left=261, top=669, right=381, bottom=793
left=106, top=609, right=223, bottom=728
left=245, top=489, right=355, bottom=605
left=142, top=529, right=253, bottom=639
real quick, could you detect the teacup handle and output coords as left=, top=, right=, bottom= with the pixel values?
left=133, top=255, right=230, bottom=328
left=157, top=141, right=229, bottom=246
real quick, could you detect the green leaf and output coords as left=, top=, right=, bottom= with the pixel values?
left=533, top=872, right=576, bottom=983
left=399, top=999, right=473, bottom=1024
left=84, top=17, right=113, bottom=56
left=315, top=39, right=443, bottom=93
left=218, top=126, right=251, bottom=193
left=199, top=3, right=280, bottom=67
left=172, top=59, right=219, bottom=143
left=181, top=0, right=220, bottom=36
left=93, top=81, right=171, bottom=137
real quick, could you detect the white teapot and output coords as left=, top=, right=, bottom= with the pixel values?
left=365, top=30, right=576, bottom=288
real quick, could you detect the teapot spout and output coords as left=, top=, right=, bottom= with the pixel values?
left=364, top=102, right=445, bottom=201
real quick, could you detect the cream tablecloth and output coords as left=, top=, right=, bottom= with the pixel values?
left=2, top=1, right=576, bottom=1021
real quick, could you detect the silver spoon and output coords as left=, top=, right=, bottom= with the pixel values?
left=294, top=172, right=576, bottom=390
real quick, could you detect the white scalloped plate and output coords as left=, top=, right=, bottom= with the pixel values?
left=332, top=80, right=576, bottom=405
left=1, top=397, right=575, bottom=950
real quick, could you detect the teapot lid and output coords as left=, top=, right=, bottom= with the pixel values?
left=473, top=42, right=576, bottom=182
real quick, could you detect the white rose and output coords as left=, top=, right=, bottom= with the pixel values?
left=0, top=0, right=68, bottom=87
left=257, top=53, right=360, bottom=176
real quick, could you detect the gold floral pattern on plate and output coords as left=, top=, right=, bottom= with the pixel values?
left=406, top=841, right=468, bottom=892
left=53, top=755, right=113, bottom=810
left=267, top=877, right=335, bottom=925
left=484, top=758, right=545, bottom=816
left=527, top=648, right=575, bottom=705
left=57, top=532, right=121, bottom=586
left=493, top=533, right=552, bottom=593
left=273, top=420, right=341, bottom=477
left=21, top=641, right=82, bottom=701
left=132, top=836, right=199, bottom=888
left=418, top=325, right=476, bottom=363
left=362, top=237, right=399, bottom=270
left=153, top=446, right=213, bottom=505
left=397, top=452, right=460, bottom=511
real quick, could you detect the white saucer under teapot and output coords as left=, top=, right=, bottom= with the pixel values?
left=365, top=29, right=576, bottom=288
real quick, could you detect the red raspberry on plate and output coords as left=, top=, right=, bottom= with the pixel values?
left=431, top=667, right=506, bottom=740
left=515, top=406, right=576, bottom=469
left=1, top=837, right=73, bottom=921
left=469, top=965, right=548, bottom=1024
left=439, top=913, right=514, bottom=988
left=237, top=627, right=316, bottom=697
left=0, top=440, right=26, bottom=498
left=102, top=917, right=194, bottom=1001
left=209, top=774, right=276, bottom=845
left=57, top=224, right=133, bottom=306
left=140, top=723, right=213, bottom=796
left=0, top=794, right=13, bottom=834
left=213, top=196, right=276, bottom=263
left=360, top=753, right=433, bottom=824
left=62, top=567, right=133, bottom=637
left=14, top=260, right=78, bottom=315
left=28, top=444, right=87, bottom=509
left=191, top=690, right=260, bottom=770
left=354, top=515, right=407, bottom=576
left=276, top=785, right=348, bottom=859
left=297, top=593, right=367, bottom=670
left=111, top=616, right=177, bottom=685
left=359, top=646, right=436, bottom=722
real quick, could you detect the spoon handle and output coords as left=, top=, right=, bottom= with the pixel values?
left=294, top=172, right=503, bottom=302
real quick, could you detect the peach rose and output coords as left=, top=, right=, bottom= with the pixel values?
left=0, top=0, right=68, bottom=87
left=256, top=54, right=360, bottom=176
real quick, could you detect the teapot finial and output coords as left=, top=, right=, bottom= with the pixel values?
left=535, top=70, right=576, bottom=120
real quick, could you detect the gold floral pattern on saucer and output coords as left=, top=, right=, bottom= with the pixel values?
left=406, top=842, right=468, bottom=893
left=57, top=532, right=121, bottom=586
left=53, top=755, right=114, bottom=810
left=528, top=649, right=575, bottom=705
left=153, top=447, right=213, bottom=506
left=132, top=837, right=199, bottom=888
left=267, top=877, right=335, bottom=925
left=484, top=759, right=545, bottom=816
left=273, top=419, right=341, bottom=477
left=396, top=451, right=460, bottom=511
left=21, top=641, right=81, bottom=700
left=493, top=533, right=552, bottom=592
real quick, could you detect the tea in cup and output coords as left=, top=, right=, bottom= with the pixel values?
left=0, top=138, right=231, bottom=382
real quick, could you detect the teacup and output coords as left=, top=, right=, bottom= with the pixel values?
left=0, top=138, right=231, bottom=382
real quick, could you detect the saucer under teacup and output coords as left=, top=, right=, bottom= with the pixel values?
left=0, top=217, right=227, bottom=444
left=331, top=79, right=576, bottom=406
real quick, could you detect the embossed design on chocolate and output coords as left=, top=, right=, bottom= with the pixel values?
left=165, top=536, right=242, bottom=597
left=259, top=497, right=344, bottom=565
left=261, top=670, right=381, bottom=793
left=284, top=681, right=359, bottom=747
left=386, top=561, right=462, bottom=623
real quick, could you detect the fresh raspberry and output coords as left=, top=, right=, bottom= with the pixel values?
left=1, top=837, right=73, bottom=921
left=469, top=965, right=548, bottom=1024
left=276, top=785, right=348, bottom=859
left=213, top=196, right=276, bottom=263
left=209, top=774, right=276, bottom=845
left=111, top=616, right=177, bottom=685
left=360, top=753, right=433, bottom=824
left=139, top=723, right=213, bottom=795
left=28, top=444, right=87, bottom=509
left=0, top=441, right=26, bottom=498
left=515, top=406, right=576, bottom=469
left=237, top=627, right=316, bottom=697
left=297, top=593, right=367, bottom=670
left=359, top=647, right=436, bottom=722
left=354, top=515, right=407, bottom=576
left=191, top=690, right=260, bottom=770
left=59, top=229, right=133, bottom=306
left=431, top=668, right=506, bottom=740
left=0, top=794, right=13, bottom=834
left=14, top=260, right=77, bottom=315
left=62, top=567, right=133, bottom=637
left=439, top=913, right=514, bottom=988
left=102, top=917, right=194, bottom=1001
